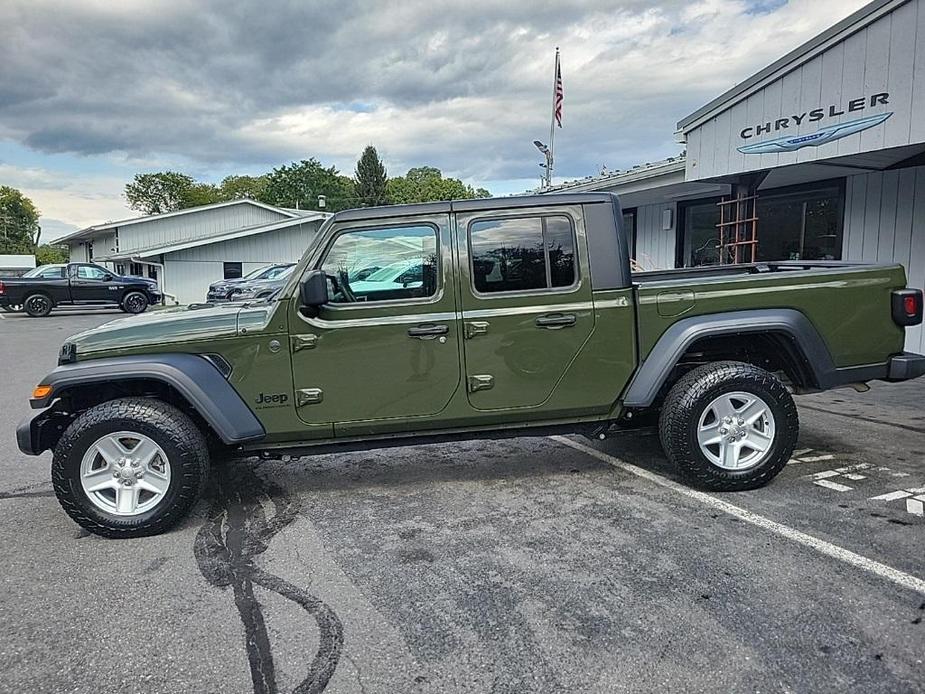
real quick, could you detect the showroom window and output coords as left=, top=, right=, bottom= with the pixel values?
left=679, top=182, right=844, bottom=267
left=469, top=215, right=576, bottom=294
left=622, top=209, right=637, bottom=261
left=223, top=262, right=243, bottom=279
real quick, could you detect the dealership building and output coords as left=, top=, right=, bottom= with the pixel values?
left=549, top=0, right=925, bottom=353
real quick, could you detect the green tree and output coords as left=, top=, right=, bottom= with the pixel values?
left=263, top=159, right=355, bottom=212
left=125, top=172, right=199, bottom=215
left=35, top=243, right=69, bottom=264
left=386, top=167, right=490, bottom=204
left=219, top=175, right=268, bottom=202
left=0, top=186, right=41, bottom=254
left=354, top=145, right=389, bottom=207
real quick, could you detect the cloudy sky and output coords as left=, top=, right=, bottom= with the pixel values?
left=0, top=0, right=868, bottom=240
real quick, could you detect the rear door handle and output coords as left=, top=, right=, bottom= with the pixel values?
left=535, top=313, right=576, bottom=328
left=407, top=324, right=449, bottom=339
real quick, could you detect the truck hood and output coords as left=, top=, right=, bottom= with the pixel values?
left=66, top=303, right=275, bottom=357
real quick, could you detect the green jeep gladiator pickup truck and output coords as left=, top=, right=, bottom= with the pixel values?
left=17, top=193, right=925, bottom=537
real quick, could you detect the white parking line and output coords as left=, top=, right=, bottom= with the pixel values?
left=551, top=436, right=925, bottom=597
left=813, top=479, right=854, bottom=492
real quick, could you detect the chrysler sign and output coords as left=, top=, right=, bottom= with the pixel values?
left=737, top=92, right=892, bottom=154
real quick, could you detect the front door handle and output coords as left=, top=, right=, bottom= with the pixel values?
left=407, top=323, right=449, bottom=339
left=535, top=313, right=576, bottom=329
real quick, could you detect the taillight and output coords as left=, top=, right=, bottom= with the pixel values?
left=892, top=289, right=923, bottom=326
left=0, top=280, right=5, bottom=295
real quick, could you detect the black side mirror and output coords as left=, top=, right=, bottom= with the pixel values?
left=299, top=269, right=329, bottom=308
left=103, top=274, right=114, bottom=282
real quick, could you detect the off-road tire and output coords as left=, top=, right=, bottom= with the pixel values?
left=659, top=361, right=798, bottom=491
left=52, top=398, right=210, bottom=538
left=24, top=293, right=53, bottom=317
left=121, top=291, right=149, bottom=314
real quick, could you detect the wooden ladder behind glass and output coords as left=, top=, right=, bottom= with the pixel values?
left=716, top=194, right=758, bottom=265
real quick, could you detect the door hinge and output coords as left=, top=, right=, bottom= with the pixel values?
left=296, top=388, right=324, bottom=407
left=464, top=321, right=490, bottom=339
left=467, top=374, right=494, bottom=393
left=292, top=334, right=318, bottom=352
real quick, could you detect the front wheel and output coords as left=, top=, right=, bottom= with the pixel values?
left=52, top=398, right=210, bottom=538
left=659, top=361, right=798, bottom=491
left=121, top=291, right=149, bottom=314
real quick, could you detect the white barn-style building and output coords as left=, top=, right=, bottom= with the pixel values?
left=57, top=199, right=329, bottom=304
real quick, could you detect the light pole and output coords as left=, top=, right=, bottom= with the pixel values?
left=534, top=140, right=553, bottom=188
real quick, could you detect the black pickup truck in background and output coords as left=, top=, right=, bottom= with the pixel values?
left=0, top=263, right=162, bottom=317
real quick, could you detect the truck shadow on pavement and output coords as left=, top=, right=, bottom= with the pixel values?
left=194, top=461, right=344, bottom=694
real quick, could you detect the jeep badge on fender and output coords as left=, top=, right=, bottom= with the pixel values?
left=256, top=392, right=289, bottom=406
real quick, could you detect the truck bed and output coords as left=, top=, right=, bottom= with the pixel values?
left=632, top=261, right=909, bottom=370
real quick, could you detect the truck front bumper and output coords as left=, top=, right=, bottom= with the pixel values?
left=887, top=352, right=925, bottom=381
left=16, top=408, right=71, bottom=456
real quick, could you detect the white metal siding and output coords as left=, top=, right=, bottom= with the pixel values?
left=686, top=0, right=924, bottom=180
left=161, top=221, right=321, bottom=304
left=843, top=165, right=925, bottom=353
left=633, top=202, right=677, bottom=271
left=117, top=203, right=288, bottom=254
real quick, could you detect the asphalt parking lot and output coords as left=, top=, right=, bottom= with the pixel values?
left=1, top=309, right=923, bottom=693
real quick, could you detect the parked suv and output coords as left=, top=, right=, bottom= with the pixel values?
left=215, top=265, right=296, bottom=303
left=16, top=193, right=925, bottom=537
left=206, top=263, right=294, bottom=302
left=0, top=263, right=162, bottom=317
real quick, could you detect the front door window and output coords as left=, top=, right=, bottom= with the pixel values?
left=321, top=225, right=438, bottom=303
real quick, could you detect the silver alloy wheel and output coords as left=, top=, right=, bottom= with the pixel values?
left=79, top=431, right=171, bottom=516
left=697, top=391, right=776, bottom=470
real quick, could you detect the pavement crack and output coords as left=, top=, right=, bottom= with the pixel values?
left=194, top=461, right=344, bottom=693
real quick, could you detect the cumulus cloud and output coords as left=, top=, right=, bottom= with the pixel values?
left=0, top=0, right=869, bottom=226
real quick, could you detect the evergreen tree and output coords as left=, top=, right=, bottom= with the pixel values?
left=354, top=145, right=388, bottom=207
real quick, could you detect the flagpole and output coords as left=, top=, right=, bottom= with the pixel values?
left=547, top=47, right=559, bottom=188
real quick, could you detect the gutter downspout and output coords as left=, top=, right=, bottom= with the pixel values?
left=130, top=256, right=178, bottom=305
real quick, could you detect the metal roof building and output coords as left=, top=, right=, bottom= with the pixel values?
left=58, top=199, right=329, bottom=304
left=546, top=0, right=925, bottom=353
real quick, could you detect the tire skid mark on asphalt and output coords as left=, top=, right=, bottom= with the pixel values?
left=0, top=482, right=55, bottom=500
left=194, top=462, right=344, bottom=694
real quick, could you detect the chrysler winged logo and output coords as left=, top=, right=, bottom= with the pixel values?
left=738, top=113, right=892, bottom=155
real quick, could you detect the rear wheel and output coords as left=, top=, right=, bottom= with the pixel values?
left=52, top=398, right=210, bottom=538
left=121, top=291, right=149, bottom=314
left=24, top=293, right=53, bottom=317
left=659, top=361, right=798, bottom=491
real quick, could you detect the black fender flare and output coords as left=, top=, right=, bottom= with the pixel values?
left=28, top=353, right=265, bottom=445
left=622, top=309, right=842, bottom=408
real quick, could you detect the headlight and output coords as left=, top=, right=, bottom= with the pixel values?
left=231, top=288, right=258, bottom=299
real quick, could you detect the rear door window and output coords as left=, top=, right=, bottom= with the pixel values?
left=469, top=215, right=576, bottom=294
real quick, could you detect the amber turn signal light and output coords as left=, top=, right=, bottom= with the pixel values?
left=32, top=385, right=53, bottom=399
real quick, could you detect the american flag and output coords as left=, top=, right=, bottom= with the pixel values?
left=554, top=53, right=563, bottom=128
